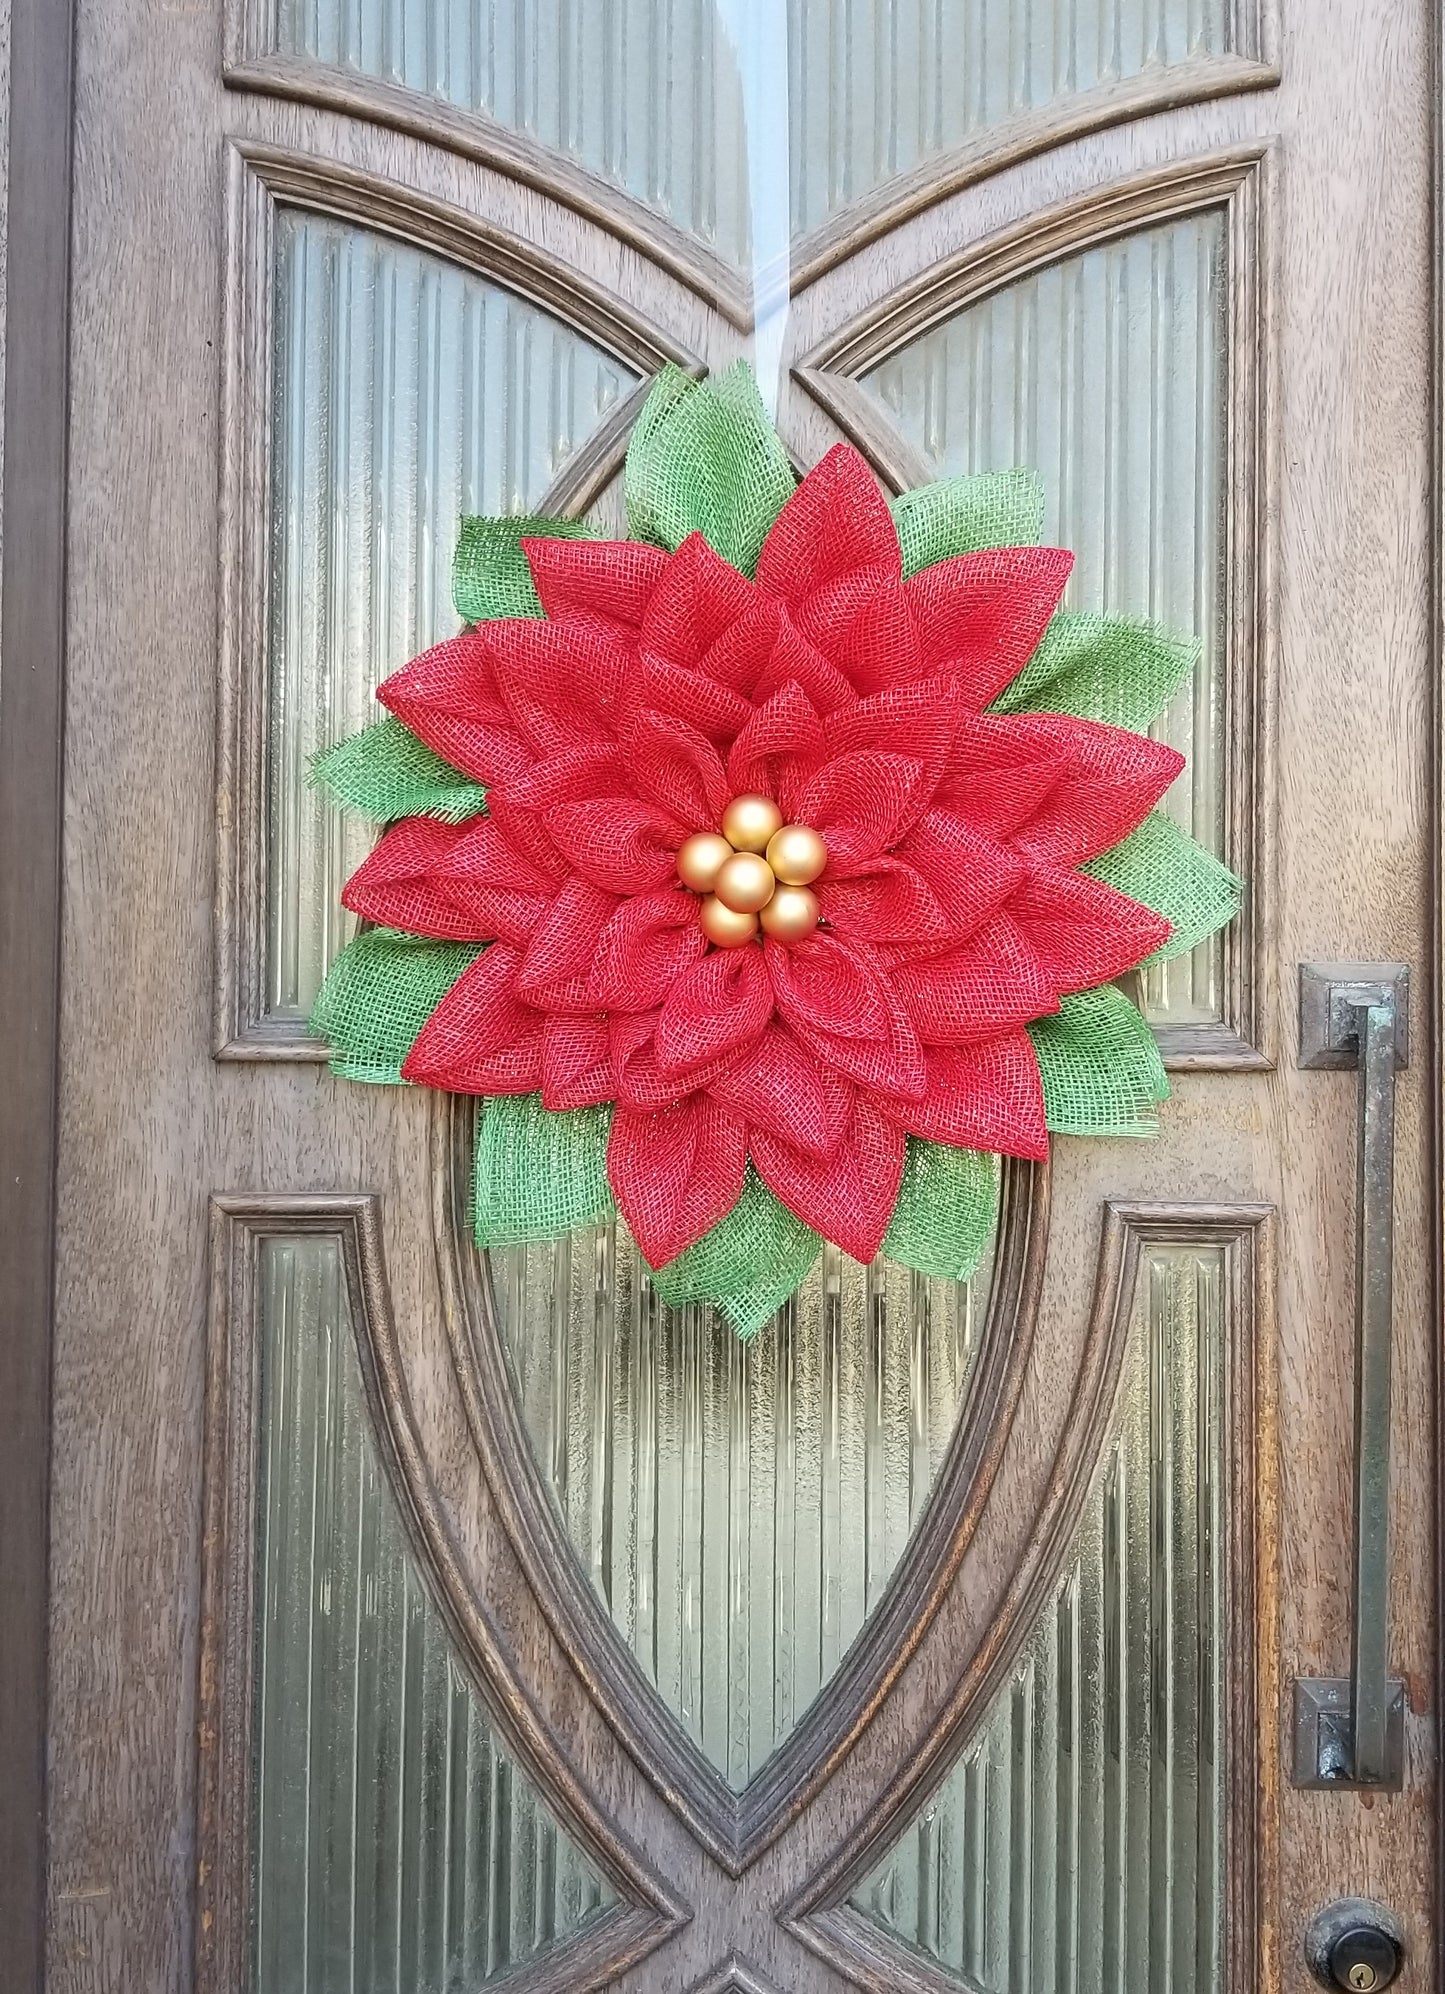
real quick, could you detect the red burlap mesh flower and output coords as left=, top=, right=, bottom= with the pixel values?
left=337, top=445, right=1180, bottom=1270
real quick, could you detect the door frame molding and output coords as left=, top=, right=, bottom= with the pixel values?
left=1434, top=0, right=1445, bottom=1980
left=0, top=1, right=77, bottom=1989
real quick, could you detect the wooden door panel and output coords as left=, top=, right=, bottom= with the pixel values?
left=43, top=0, right=1439, bottom=1988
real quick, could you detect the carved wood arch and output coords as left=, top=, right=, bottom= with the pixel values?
left=213, top=142, right=703, bottom=1063
left=431, top=1096, right=1050, bottom=1876
left=796, top=143, right=1273, bottom=1076
left=197, top=1194, right=691, bottom=1994
left=781, top=1200, right=1272, bottom=1994
left=222, top=0, right=1278, bottom=321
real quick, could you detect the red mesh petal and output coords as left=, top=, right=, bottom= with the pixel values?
left=768, top=932, right=926, bottom=1099
left=523, top=535, right=667, bottom=631
left=755, top=444, right=900, bottom=606
left=695, top=596, right=788, bottom=699
left=750, top=614, right=858, bottom=716
left=610, top=1010, right=739, bottom=1108
left=726, top=681, right=827, bottom=817
left=793, top=569, right=919, bottom=697
left=932, top=713, right=1075, bottom=839
left=883, top=1035, right=1048, bottom=1161
left=823, top=675, right=965, bottom=786
left=589, top=890, right=708, bottom=1012
left=378, top=631, right=532, bottom=784
left=1011, top=869, right=1172, bottom=992
left=906, top=547, right=1074, bottom=710
left=638, top=531, right=758, bottom=677
left=896, top=812, right=1026, bottom=945
left=752, top=1096, right=905, bottom=1262
left=709, top=1022, right=853, bottom=1158
left=541, top=1014, right=614, bottom=1110
left=798, top=751, right=930, bottom=869
left=816, top=856, right=952, bottom=950
left=654, top=943, right=773, bottom=1079
left=1009, top=715, right=1185, bottom=866
left=489, top=744, right=631, bottom=812
left=516, top=877, right=619, bottom=1005
left=608, top=1097, right=747, bottom=1266
left=478, top=790, right=569, bottom=885
left=891, top=916, right=1058, bottom=1044
left=624, top=707, right=730, bottom=829
left=628, top=652, right=754, bottom=745
left=427, top=817, right=557, bottom=945
left=341, top=817, right=489, bottom=940
left=487, top=619, right=631, bottom=756
left=546, top=797, right=684, bottom=895
left=401, top=945, right=544, bottom=1095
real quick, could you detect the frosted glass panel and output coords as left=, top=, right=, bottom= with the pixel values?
left=491, top=1220, right=994, bottom=1790
left=859, top=215, right=1229, bottom=1026
left=254, top=1235, right=613, bottom=1990
left=268, top=2, right=1231, bottom=258
left=266, top=213, right=638, bottom=1022
left=853, top=1244, right=1225, bottom=1991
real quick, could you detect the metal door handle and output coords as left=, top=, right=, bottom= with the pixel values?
left=1292, top=963, right=1409, bottom=1790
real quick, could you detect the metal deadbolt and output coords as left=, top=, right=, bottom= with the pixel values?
left=1305, top=1900, right=1404, bottom=1991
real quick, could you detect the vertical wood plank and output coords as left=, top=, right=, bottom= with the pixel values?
left=0, top=1, right=74, bottom=1990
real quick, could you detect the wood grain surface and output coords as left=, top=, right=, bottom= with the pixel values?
left=0, top=0, right=68, bottom=1990
left=37, top=0, right=1442, bottom=1987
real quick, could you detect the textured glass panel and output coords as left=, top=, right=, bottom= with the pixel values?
left=491, top=1222, right=994, bottom=1789
left=859, top=215, right=1228, bottom=1026
left=266, top=213, right=637, bottom=1022
left=853, top=1244, right=1225, bottom=1991
left=269, top=1, right=1230, bottom=256
left=254, top=1235, right=613, bottom=1990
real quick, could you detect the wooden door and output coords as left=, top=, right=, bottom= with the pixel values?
left=17, top=0, right=1439, bottom=1988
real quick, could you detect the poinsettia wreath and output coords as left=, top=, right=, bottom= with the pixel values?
left=310, top=364, right=1238, bottom=1335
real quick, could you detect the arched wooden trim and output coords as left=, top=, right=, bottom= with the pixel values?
left=197, top=1193, right=690, bottom=1994
left=223, top=10, right=1276, bottom=324
left=782, top=1200, right=1273, bottom=1994
left=790, top=54, right=1278, bottom=297
left=224, top=52, right=754, bottom=329
left=432, top=1092, right=1050, bottom=1876
left=213, top=141, right=700, bottom=1064
left=685, top=1954, right=788, bottom=1994
left=797, top=143, right=1275, bottom=1078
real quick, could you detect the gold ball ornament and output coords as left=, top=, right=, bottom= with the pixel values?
left=759, top=884, right=821, bottom=941
left=765, top=823, right=828, bottom=886
left=699, top=895, right=760, bottom=947
left=720, top=793, right=783, bottom=855
left=713, top=851, right=776, bottom=914
left=676, top=831, right=733, bottom=893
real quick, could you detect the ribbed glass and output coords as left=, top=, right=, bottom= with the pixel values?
left=852, top=1243, right=1225, bottom=1991
left=265, top=213, right=637, bottom=1023
left=859, top=214, right=1229, bottom=1027
left=253, top=1235, right=613, bottom=1990
left=490, top=1223, right=994, bottom=1790
left=268, top=1, right=1229, bottom=258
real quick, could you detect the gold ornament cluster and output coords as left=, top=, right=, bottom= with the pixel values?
left=676, top=795, right=828, bottom=947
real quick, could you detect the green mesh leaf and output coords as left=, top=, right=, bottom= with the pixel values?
left=882, top=1140, right=1000, bottom=1281
left=991, top=610, right=1197, bottom=731
left=453, top=515, right=597, bottom=624
left=473, top=1094, right=615, bottom=1249
left=890, top=469, right=1045, bottom=576
left=647, top=1168, right=821, bottom=1339
left=311, top=717, right=488, bottom=825
left=309, top=929, right=483, bottom=1083
left=1029, top=985, right=1169, bottom=1138
left=624, top=361, right=796, bottom=577
left=1085, top=812, right=1241, bottom=962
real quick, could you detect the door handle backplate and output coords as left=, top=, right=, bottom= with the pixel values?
left=1292, top=963, right=1409, bottom=1791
